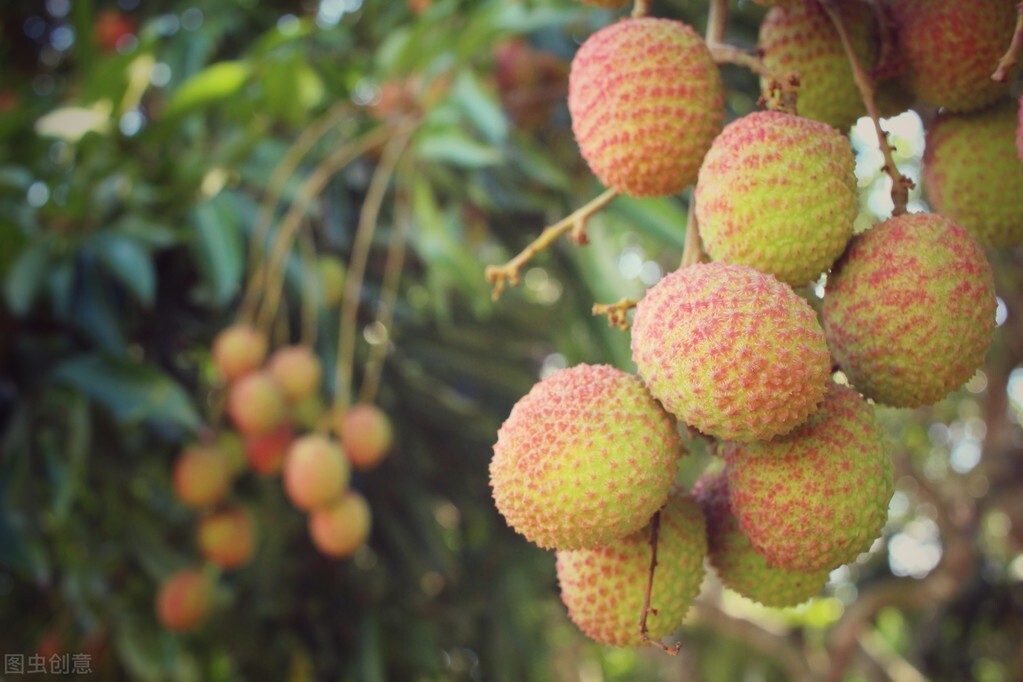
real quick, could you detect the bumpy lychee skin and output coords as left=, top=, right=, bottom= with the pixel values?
left=693, top=470, right=828, bottom=608
left=490, top=364, right=682, bottom=550
left=725, top=383, right=893, bottom=573
left=556, top=491, right=706, bottom=648
left=923, top=99, right=1023, bottom=248
left=822, top=213, right=996, bottom=407
left=630, top=263, right=830, bottom=442
left=212, top=324, right=268, bottom=383
left=889, top=0, right=1016, bottom=112
left=568, top=18, right=724, bottom=197
left=695, top=110, right=857, bottom=286
left=758, top=1, right=877, bottom=132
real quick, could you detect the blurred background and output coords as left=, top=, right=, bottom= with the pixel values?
left=1, top=0, right=1022, bottom=680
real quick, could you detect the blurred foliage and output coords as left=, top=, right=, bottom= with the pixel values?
left=1, top=1, right=1022, bottom=681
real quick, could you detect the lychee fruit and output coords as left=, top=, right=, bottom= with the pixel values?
left=630, top=262, right=830, bottom=442
left=283, top=434, right=350, bottom=511
left=245, top=423, right=293, bottom=476
left=821, top=212, right=996, bottom=407
left=889, top=0, right=1017, bottom=112
left=693, top=470, right=829, bottom=607
left=212, top=324, right=268, bottom=383
left=758, top=1, right=878, bottom=133
left=725, top=383, right=893, bottom=573
left=173, top=445, right=232, bottom=508
left=227, top=371, right=287, bottom=436
left=198, top=507, right=257, bottom=570
left=489, top=364, right=683, bottom=550
left=694, top=110, right=857, bottom=286
left=267, top=345, right=322, bottom=404
left=317, top=255, right=346, bottom=307
left=155, top=568, right=213, bottom=632
left=568, top=17, right=724, bottom=197
left=555, top=490, right=706, bottom=648
left=922, top=98, right=1023, bottom=248
left=308, top=490, right=372, bottom=558
left=335, top=403, right=394, bottom=471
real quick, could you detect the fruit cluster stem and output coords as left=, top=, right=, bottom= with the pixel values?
left=485, top=188, right=618, bottom=300
left=639, top=510, right=682, bottom=655
left=631, top=0, right=651, bottom=19
left=992, top=2, right=1023, bottom=82
left=680, top=196, right=704, bottom=268
left=592, top=297, right=639, bottom=330
left=820, top=0, right=913, bottom=217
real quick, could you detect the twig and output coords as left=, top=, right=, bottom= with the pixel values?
left=334, top=125, right=417, bottom=417
left=680, top=195, right=704, bottom=268
left=592, top=298, right=639, bottom=330
left=708, top=44, right=772, bottom=78
left=705, top=0, right=728, bottom=46
left=992, top=2, right=1023, bottom=82
left=632, top=0, right=651, bottom=18
left=820, top=0, right=913, bottom=216
left=639, top=511, right=682, bottom=655
left=357, top=160, right=414, bottom=406
left=296, top=222, right=319, bottom=348
left=484, top=188, right=618, bottom=300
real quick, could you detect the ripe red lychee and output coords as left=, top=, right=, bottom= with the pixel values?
left=173, top=445, right=232, bottom=508
left=198, top=508, right=257, bottom=570
left=822, top=212, right=996, bottom=407
left=308, top=491, right=372, bottom=558
left=267, top=345, right=322, bottom=404
left=490, top=364, right=683, bottom=550
left=283, top=434, right=350, bottom=511
left=155, top=568, right=213, bottom=632
left=694, top=110, right=857, bottom=286
left=227, top=371, right=287, bottom=436
left=336, top=404, right=393, bottom=471
left=211, top=324, right=268, bottom=383
left=630, top=262, right=830, bottom=442
left=555, top=490, right=706, bottom=648
left=725, top=383, right=893, bottom=573
left=245, top=423, right=293, bottom=476
left=568, top=17, right=724, bottom=197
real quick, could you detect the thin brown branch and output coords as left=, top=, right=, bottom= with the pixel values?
left=592, top=298, right=639, bottom=330
left=681, top=195, right=704, bottom=268
left=639, top=511, right=682, bottom=655
left=632, top=0, right=651, bottom=19
left=992, top=2, right=1023, bottom=82
left=705, top=0, right=728, bottom=46
left=484, top=188, right=618, bottom=300
left=708, top=44, right=772, bottom=79
left=296, top=222, right=319, bottom=348
left=820, top=0, right=913, bottom=216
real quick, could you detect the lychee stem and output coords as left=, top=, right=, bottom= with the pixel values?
left=334, top=125, right=417, bottom=421
left=484, top=188, right=618, bottom=300
left=819, top=0, right=913, bottom=217
left=631, top=0, right=651, bottom=19
left=239, top=101, right=355, bottom=325
left=359, top=162, right=413, bottom=407
left=680, top=196, right=704, bottom=268
left=991, top=2, right=1023, bottom=83
left=639, top=510, right=682, bottom=655
left=592, top=297, right=639, bottom=330
left=297, top=226, right=319, bottom=348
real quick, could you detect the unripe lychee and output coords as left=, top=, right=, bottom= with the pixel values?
left=245, top=423, right=293, bottom=476
left=568, top=17, right=724, bottom=197
left=214, top=430, right=247, bottom=476
left=630, top=262, right=830, bottom=442
left=308, top=490, right=371, bottom=558
left=758, top=1, right=877, bottom=132
left=922, top=98, right=1023, bottom=248
left=555, top=491, right=706, bottom=648
left=155, top=568, right=213, bottom=632
left=889, top=0, right=1017, bottom=112
left=198, top=508, right=257, bottom=570
left=227, top=371, right=287, bottom=436
left=211, top=324, right=268, bottom=383
left=267, top=345, right=322, bottom=404
left=336, top=403, right=393, bottom=470
left=283, top=434, right=350, bottom=511
left=693, top=470, right=828, bottom=607
left=490, top=364, right=683, bottom=550
left=725, top=383, right=893, bottom=573
left=173, top=445, right=232, bottom=508
left=822, top=212, right=996, bottom=407
left=695, top=110, right=857, bottom=286
left=317, top=255, right=346, bottom=307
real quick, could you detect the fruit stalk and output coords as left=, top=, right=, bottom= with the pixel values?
left=591, top=297, right=639, bottom=330
left=991, top=2, right=1023, bottom=83
left=819, top=0, right=913, bottom=216
left=638, top=510, right=683, bottom=655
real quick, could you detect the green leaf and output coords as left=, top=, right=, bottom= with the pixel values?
left=3, top=240, right=49, bottom=315
left=192, top=193, right=244, bottom=307
left=164, top=60, right=251, bottom=117
left=91, top=231, right=157, bottom=306
left=451, top=69, right=508, bottom=144
left=417, top=129, right=502, bottom=168
left=53, top=354, right=201, bottom=431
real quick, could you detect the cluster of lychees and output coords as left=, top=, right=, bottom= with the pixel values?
left=156, top=277, right=394, bottom=632
left=489, top=0, right=1016, bottom=650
